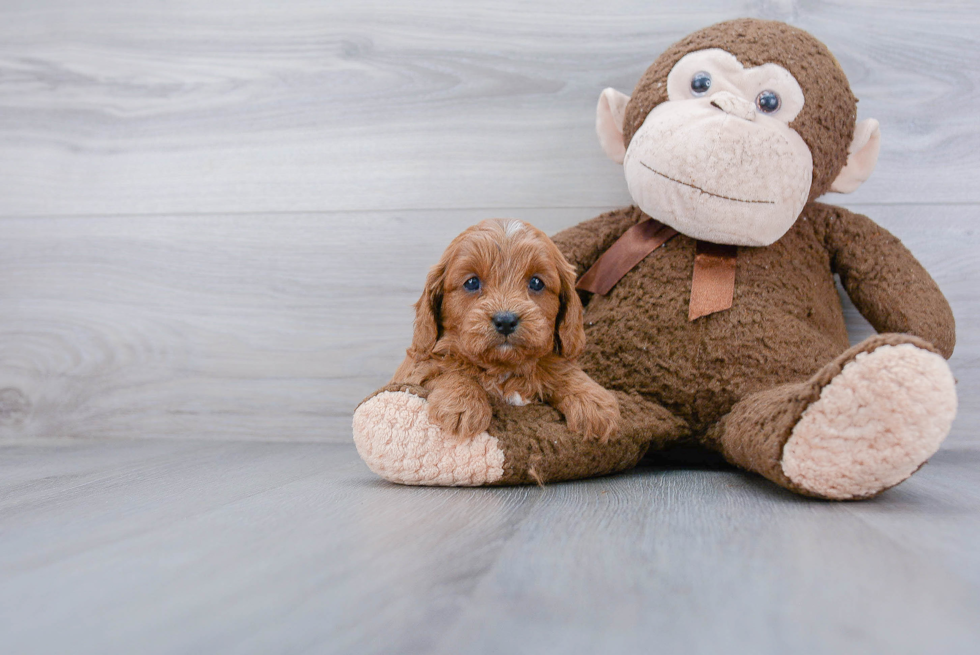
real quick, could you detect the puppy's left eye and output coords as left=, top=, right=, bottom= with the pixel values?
left=528, top=276, right=545, bottom=292
left=463, top=276, right=481, bottom=292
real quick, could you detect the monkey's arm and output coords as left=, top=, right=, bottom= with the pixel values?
left=818, top=203, right=955, bottom=358
left=550, top=206, right=643, bottom=278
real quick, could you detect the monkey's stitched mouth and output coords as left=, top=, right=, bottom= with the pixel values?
left=640, top=162, right=776, bottom=205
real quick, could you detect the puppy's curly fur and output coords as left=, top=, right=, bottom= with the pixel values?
left=393, top=219, right=620, bottom=441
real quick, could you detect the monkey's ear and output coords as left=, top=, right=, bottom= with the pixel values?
left=596, top=88, right=631, bottom=164
left=830, top=119, right=881, bottom=194
left=408, top=263, right=445, bottom=359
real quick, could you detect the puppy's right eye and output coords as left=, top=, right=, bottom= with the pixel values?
left=463, top=276, right=481, bottom=292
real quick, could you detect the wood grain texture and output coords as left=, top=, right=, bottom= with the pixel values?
left=1, top=204, right=976, bottom=443
left=0, top=0, right=978, bottom=217
left=0, top=1, right=977, bottom=444
left=1, top=439, right=978, bottom=654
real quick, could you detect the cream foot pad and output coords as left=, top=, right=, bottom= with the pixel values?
left=353, top=391, right=505, bottom=486
left=782, top=344, right=957, bottom=499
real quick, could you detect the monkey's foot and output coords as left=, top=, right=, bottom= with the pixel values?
left=353, top=384, right=675, bottom=486
left=353, top=385, right=505, bottom=486
left=781, top=343, right=957, bottom=500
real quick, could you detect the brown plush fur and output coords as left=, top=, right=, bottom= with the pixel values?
left=392, top=219, right=620, bottom=441
left=560, top=203, right=955, bottom=433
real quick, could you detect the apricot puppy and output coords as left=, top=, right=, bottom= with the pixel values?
left=392, top=219, right=620, bottom=441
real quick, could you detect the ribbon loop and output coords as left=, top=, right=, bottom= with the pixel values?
left=689, top=241, right=737, bottom=320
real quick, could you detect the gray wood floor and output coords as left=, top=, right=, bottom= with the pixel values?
left=1, top=1, right=979, bottom=652
left=2, top=440, right=980, bottom=654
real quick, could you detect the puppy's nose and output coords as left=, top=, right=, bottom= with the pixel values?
left=492, top=311, right=520, bottom=336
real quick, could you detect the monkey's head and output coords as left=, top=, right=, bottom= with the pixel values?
left=597, top=19, right=880, bottom=246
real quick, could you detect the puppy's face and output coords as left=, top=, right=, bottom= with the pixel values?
left=409, top=219, right=585, bottom=368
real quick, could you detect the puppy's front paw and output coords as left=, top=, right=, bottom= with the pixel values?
left=427, top=386, right=493, bottom=440
left=560, top=386, right=621, bottom=443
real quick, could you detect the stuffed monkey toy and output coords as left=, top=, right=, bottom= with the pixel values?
left=353, top=18, right=957, bottom=500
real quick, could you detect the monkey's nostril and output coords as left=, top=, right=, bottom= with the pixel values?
left=492, top=311, right=520, bottom=336
left=709, top=92, right=756, bottom=121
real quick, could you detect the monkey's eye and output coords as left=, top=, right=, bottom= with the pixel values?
left=690, top=71, right=712, bottom=96
left=463, top=276, right=481, bottom=292
left=528, top=276, right=545, bottom=292
left=756, top=90, right=781, bottom=113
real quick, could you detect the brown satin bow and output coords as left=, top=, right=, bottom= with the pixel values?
left=575, top=217, right=737, bottom=320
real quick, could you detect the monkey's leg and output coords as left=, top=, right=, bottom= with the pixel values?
left=707, top=334, right=957, bottom=500
left=352, top=385, right=687, bottom=486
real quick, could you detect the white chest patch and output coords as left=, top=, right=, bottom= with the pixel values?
left=505, top=392, right=528, bottom=407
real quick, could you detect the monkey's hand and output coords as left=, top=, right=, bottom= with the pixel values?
left=426, top=378, right=493, bottom=440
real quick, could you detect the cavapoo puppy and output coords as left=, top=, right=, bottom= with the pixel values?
left=392, top=218, right=620, bottom=441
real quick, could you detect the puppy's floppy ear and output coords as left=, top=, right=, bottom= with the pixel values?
left=408, top=261, right=446, bottom=359
left=554, top=252, right=586, bottom=359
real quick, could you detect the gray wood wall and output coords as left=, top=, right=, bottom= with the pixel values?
left=1, top=0, right=977, bottom=443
